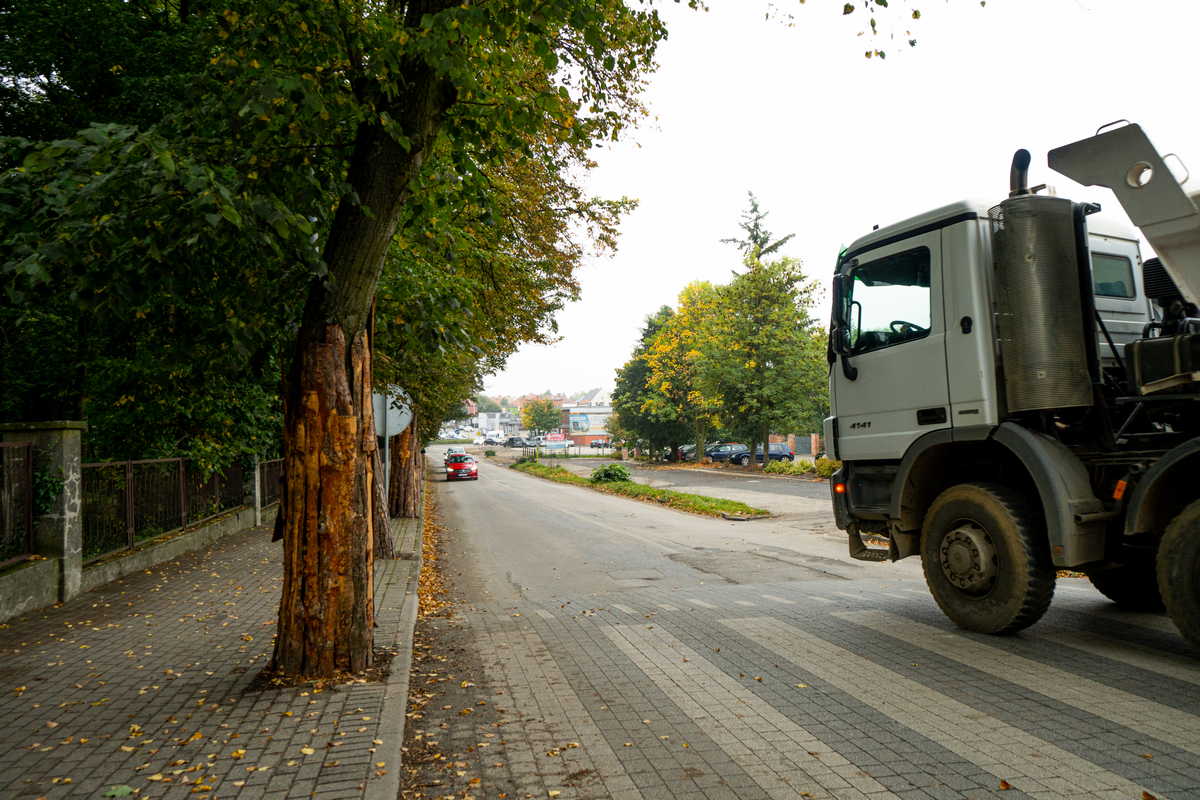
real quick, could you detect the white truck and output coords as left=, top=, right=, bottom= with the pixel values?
left=825, top=123, right=1200, bottom=645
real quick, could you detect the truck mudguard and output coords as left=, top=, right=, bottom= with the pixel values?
left=886, top=425, right=992, bottom=523
left=1124, top=437, right=1200, bottom=537
left=887, top=422, right=1106, bottom=567
left=989, top=423, right=1106, bottom=567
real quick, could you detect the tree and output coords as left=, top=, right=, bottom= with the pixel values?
left=475, top=396, right=502, bottom=414
left=642, top=282, right=724, bottom=459
left=705, top=194, right=827, bottom=464
left=699, top=253, right=827, bottom=466
left=720, top=191, right=794, bottom=259
left=612, top=306, right=690, bottom=457
left=521, top=397, right=561, bottom=438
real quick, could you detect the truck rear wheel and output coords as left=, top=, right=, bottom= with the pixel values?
left=920, top=482, right=1055, bottom=634
left=1086, top=560, right=1164, bottom=612
left=1157, top=499, right=1200, bottom=648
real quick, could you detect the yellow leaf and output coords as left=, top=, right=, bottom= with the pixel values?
left=299, top=746, right=315, bottom=755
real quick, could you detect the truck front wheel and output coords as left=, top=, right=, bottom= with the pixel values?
left=920, top=482, right=1055, bottom=634
left=1157, top=499, right=1200, bottom=648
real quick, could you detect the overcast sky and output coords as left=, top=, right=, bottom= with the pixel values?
left=482, top=0, right=1198, bottom=398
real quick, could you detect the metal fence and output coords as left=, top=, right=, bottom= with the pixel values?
left=0, top=442, right=34, bottom=567
left=81, top=458, right=247, bottom=563
left=259, top=458, right=283, bottom=507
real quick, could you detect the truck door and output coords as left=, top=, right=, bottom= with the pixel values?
left=832, top=232, right=950, bottom=461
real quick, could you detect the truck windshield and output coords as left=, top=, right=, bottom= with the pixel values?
left=847, top=246, right=931, bottom=354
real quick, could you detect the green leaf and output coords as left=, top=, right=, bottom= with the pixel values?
left=103, top=786, right=136, bottom=797
left=843, top=3, right=855, bottom=14
left=219, top=204, right=242, bottom=226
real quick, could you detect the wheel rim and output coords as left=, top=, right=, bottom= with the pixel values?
left=938, top=521, right=998, bottom=595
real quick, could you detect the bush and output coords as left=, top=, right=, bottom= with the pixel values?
left=484, top=449, right=496, bottom=457
left=762, top=458, right=833, bottom=477
left=590, top=463, right=631, bottom=483
left=814, top=457, right=841, bottom=478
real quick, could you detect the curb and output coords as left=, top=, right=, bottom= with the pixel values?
left=640, top=463, right=829, bottom=483
left=365, top=493, right=424, bottom=800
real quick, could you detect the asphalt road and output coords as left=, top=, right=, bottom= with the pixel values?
left=406, top=455, right=1200, bottom=800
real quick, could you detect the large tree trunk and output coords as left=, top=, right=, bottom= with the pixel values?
left=270, top=10, right=455, bottom=678
left=272, top=325, right=376, bottom=676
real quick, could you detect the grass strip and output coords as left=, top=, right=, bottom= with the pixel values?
left=511, top=461, right=769, bottom=519
left=528, top=452, right=611, bottom=459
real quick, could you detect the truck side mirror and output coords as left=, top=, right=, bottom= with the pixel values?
left=830, top=273, right=859, bottom=380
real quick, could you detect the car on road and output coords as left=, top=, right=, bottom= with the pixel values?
left=445, top=453, right=478, bottom=481
left=731, top=443, right=794, bottom=465
left=504, top=437, right=528, bottom=448
left=589, top=440, right=609, bottom=448
left=444, top=446, right=467, bottom=462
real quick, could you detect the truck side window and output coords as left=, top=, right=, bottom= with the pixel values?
left=1091, top=252, right=1135, bottom=298
left=848, top=246, right=932, bottom=355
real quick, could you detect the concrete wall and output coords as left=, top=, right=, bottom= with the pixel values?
left=80, top=506, right=277, bottom=594
left=0, top=558, right=60, bottom=622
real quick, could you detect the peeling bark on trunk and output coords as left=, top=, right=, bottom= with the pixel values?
left=271, top=325, right=375, bottom=677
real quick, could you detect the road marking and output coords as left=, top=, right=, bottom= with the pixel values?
left=884, top=593, right=910, bottom=600
left=477, top=628, right=644, bottom=798
left=804, top=596, right=834, bottom=605
left=838, top=611, right=1200, bottom=755
left=687, top=598, right=717, bottom=609
left=534, top=609, right=556, bottom=621
left=611, top=603, right=636, bottom=615
left=761, top=594, right=795, bottom=605
left=733, top=600, right=757, bottom=607
left=726, top=616, right=1163, bottom=800
left=1054, top=631, right=1200, bottom=686
left=657, top=604, right=679, bottom=611
left=603, top=624, right=897, bottom=800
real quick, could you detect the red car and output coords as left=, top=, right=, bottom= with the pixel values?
left=445, top=453, right=479, bottom=481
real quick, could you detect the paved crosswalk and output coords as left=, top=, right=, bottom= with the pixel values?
left=458, top=583, right=1200, bottom=799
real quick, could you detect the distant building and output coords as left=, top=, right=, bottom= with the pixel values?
left=474, top=410, right=519, bottom=435
left=563, top=396, right=612, bottom=446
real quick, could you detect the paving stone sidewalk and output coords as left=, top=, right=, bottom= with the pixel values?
left=0, top=521, right=420, bottom=800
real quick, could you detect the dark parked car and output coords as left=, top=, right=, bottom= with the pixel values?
left=731, top=443, right=794, bottom=465
left=504, top=437, right=528, bottom=448
left=445, top=453, right=479, bottom=481
left=705, top=443, right=747, bottom=463
left=589, top=439, right=609, bottom=448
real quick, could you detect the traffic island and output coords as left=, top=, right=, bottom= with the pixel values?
left=510, top=461, right=770, bottom=519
